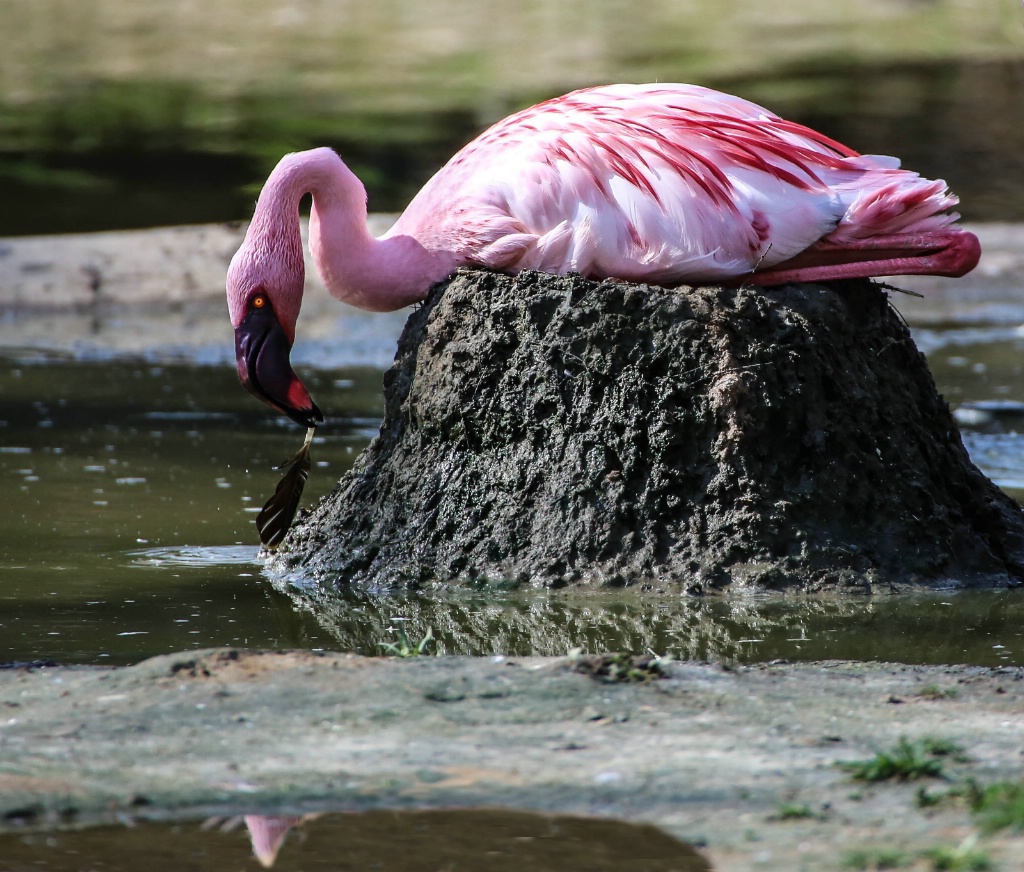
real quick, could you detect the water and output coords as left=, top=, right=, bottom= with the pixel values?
left=2, top=319, right=1022, bottom=668
left=2, top=10, right=1023, bottom=865
left=1, top=0, right=1023, bottom=670
left=0, top=809, right=710, bottom=871
left=5, top=58, right=1023, bottom=235
left=0, top=358, right=381, bottom=664
left=8, top=6, right=1014, bottom=235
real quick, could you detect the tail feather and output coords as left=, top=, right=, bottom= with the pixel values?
left=832, top=171, right=960, bottom=242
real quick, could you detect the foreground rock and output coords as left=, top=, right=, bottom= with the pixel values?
left=1, top=650, right=1023, bottom=872
left=277, top=269, right=1024, bottom=591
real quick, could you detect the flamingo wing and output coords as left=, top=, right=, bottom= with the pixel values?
left=388, top=84, right=970, bottom=285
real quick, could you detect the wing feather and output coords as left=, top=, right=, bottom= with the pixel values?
left=390, top=83, right=962, bottom=284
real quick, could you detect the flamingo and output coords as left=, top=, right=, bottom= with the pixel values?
left=244, top=814, right=303, bottom=868
left=227, top=83, right=980, bottom=427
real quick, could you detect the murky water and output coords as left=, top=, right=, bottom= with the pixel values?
left=2, top=11, right=1023, bottom=670
left=2, top=319, right=1022, bottom=668
left=0, top=358, right=380, bottom=664
left=2, top=55, right=1023, bottom=234
left=0, top=809, right=710, bottom=871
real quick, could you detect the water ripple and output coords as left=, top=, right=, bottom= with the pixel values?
left=128, top=545, right=261, bottom=568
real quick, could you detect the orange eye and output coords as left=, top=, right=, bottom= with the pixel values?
left=251, top=294, right=267, bottom=309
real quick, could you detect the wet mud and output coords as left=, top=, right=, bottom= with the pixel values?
left=277, top=270, right=1024, bottom=591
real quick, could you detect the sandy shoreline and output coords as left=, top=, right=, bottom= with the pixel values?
left=1, top=651, right=1022, bottom=871
left=0, top=217, right=404, bottom=366
left=0, top=221, right=1021, bottom=365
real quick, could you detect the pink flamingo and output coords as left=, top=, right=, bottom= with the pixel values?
left=227, top=83, right=980, bottom=426
left=244, top=814, right=303, bottom=867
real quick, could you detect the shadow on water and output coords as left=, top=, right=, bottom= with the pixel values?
left=0, top=809, right=712, bottom=871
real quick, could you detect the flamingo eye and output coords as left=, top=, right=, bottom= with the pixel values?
left=251, top=294, right=267, bottom=310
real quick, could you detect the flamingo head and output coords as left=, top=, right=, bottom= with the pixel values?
left=226, top=241, right=323, bottom=428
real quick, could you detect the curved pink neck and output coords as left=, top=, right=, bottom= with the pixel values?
left=256, top=148, right=454, bottom=312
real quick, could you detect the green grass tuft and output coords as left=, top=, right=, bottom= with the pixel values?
left=379, top=626, right=435, bottom=657
left=924, top=835, right=993, bottom=871
left=770, top=802, right=817, bottom=821
left=843, top=837, right=992, bottom=872
left=970, top=780, right=1024, bottom=834
left=917, top=684, right=958, bottom=700
left=838, top=737, right=960, bottom=782
left=841, top=847, right=911, bottom=869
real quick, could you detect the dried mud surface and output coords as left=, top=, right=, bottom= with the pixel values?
left=278, top=270, right=1024, bottom=591
left=1, top=650, right=1023, bottom=872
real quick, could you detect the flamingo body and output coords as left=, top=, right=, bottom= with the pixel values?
left=227, top=83, right=980, bottom=426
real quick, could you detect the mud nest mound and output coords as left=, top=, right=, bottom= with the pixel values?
left=276, top=269, right=1024, bottom=592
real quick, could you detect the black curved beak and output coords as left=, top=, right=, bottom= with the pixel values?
left=235, top=304, right=323, bottom=428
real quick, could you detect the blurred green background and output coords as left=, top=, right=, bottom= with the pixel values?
left=1, top=0, right=1022, bottom=235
